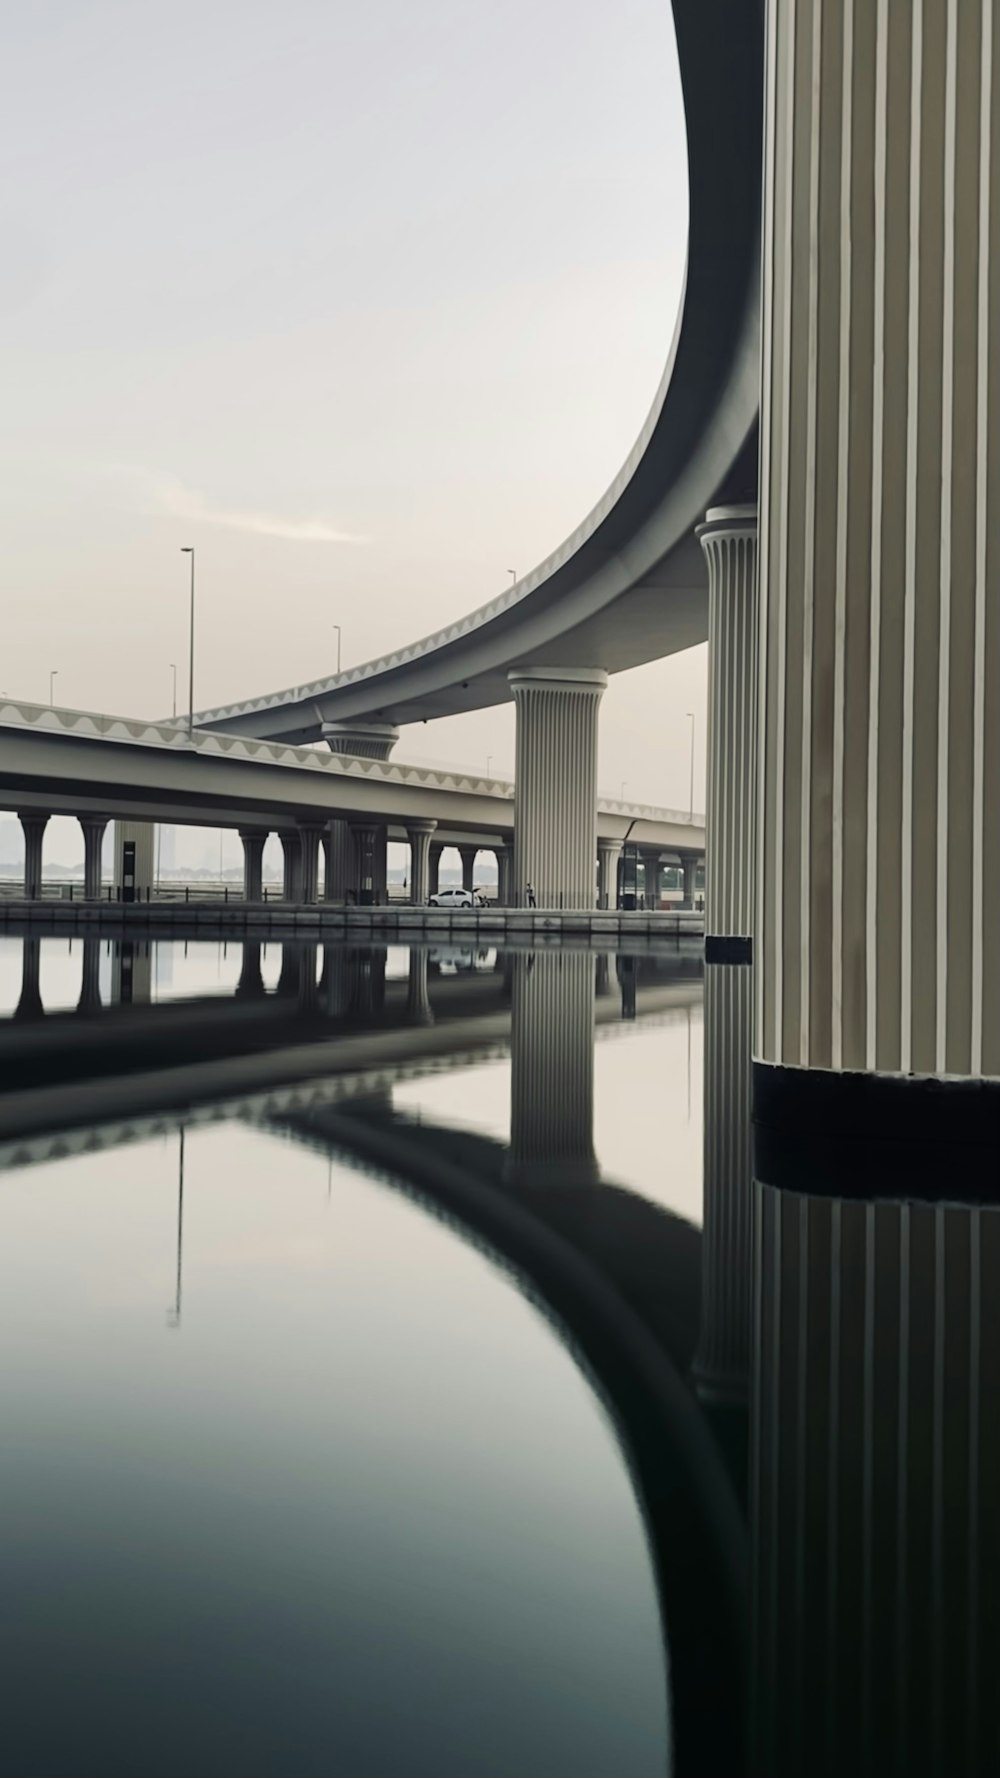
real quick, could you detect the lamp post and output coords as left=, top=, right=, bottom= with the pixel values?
left=686, top=711, right=695, bottom=819
left=181, top=547, right=195, bottom=738
left=507, top=569, right=517, bottom=587
left=486, top=755, right=493, bottom=778
left=169, top=662, right=177, bottom=719
left=620, top=780, right=627, bottom=803
left=49, top=670, right=58, bottom=705
left=332, top=624, right=342, bottom=674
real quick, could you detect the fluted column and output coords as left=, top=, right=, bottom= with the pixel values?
left=428, top=841, right=444, bottom=898
left=15, top=938, right=42, bottom=1019
left=642, top=848, right=662, bottom=908
left=506, top=950, right=598, bottom=1186
left=235, top=941, right=265, bottom=999
left=495, top=843, right=512, bottom=908
left=752, top=1188, right=1000, bottom=1774
left=508, top=668, right=607, bottom=908
left=321, top=720, right=399, bottom=760
left=692, top=962, right=753, bottom=1404
left=758, top=0, right=1000, bottom=1082
left=278, top=829, right=302, bottom=902
left=78, top=937, right=102, bottom=1012
left=407, top=820, right=436, bottom=904
left=239, top=829, right=266, bottom=902
left=697, top=504, right=758, bottom=948
left=19, top=813, right=48, bottom=900
left=349, top=823, right=379, bottom=904
left=597, top=839, right=622, bottom=910
left=298, top=825, right=322, bottom=905
left=681, top=854, right=699, bottom=910
left=79, top=817, right=107, bottom=901
left=458, top=845, right=478, bottom=894
left=323, top=819, right=355, bottom=903
left=406, top=947, right=433, bottom=1024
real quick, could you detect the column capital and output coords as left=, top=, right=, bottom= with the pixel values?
left=508, top=666, right=608, bottom=696
left=696, top=502, right=759, bottom=545
left=322, top=720, right=399, bottom=761
left=405, top=818, right=438, bottom=837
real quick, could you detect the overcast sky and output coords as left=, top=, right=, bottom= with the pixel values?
left=2, top=0, right=701, bottom=846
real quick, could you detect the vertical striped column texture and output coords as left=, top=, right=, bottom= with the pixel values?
left=506, top=950, right=598, bottom=1185
left=751, top=1186, right=1000, bottom=1774
left=298, top=826, right=321, bottom=904
left=698, top=506, right=759, bottom=940
left=406, top=822, right=436, bottom=904
left=278, top=829, right=302, bottom=901
left=758, top=0, right=1000, bottom=1075
left=508, top=668, right=607, bottom=908
left=323, top=819, right=355, bottom=902
left=692, top=962, right=754, bottom=1401
left=239, top=830, right=265, bottom=901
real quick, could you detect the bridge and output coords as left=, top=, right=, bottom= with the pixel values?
left=0, top=696, right=703, bottom=908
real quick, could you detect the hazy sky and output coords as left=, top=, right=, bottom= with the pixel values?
left=2, top=0, right=701, bottom=823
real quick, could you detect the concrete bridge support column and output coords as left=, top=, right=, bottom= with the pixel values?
left=298, top=825, right=323, bottom=905
left=349, top=823, right=383, bottom=905
left=508, top=668, right=607, bottom=908
left=406, top=820, right=437, bottom=904
left=323, top=820, right=354, bottom=903
left=406, top=947, right=433, bottom=1025
left=80, top=816, right=107, bottom=901
left=235, top=941, right=265, bottom=999
left=757, top=0, right=1000, bottom=1111
left=458, top=845, right=478, bottom=894
left=278, top=829, right=303, bottom=903
left=239, top=830, right=266, bottom=902
left=596, top=839, right=622, bottom=910
left=641, top=848, right=662, bottom=908
left=78, top=937, right=102, bottom=1013
left=692, top=495, right=758, bottom=1406
left=15, top=938, right=42, bottom=1019
left=428, top=842, right=444, bottom=898
left=113, top=822, right=154, bottom=902
left=19, top=813, right=48, bottom=900
left=680, top=854, right=699, bottom=911
left=495, top=844, right=512, bottom=908
left=506, top=950, right=598, bottom=1186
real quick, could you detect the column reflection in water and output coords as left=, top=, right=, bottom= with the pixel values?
left=751, top=1189, right=1000, bottom=1775
left=235, top=941, right=265, bottom=1000
left=14, top=939, right=43, bottom=1021
left=693, top=961, right=753, bottom=1405
left=110, top=941, right=151, bottom=1006
left=77, top=936, right=102, bottom=1014
left=405, top=948, right=433, bottom=1026
left=506, top=950, right=597, bottom=1187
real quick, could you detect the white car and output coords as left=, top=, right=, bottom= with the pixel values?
left=428, top=887, right=488, bottom=908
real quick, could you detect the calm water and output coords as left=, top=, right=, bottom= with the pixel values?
left=0, top=938, right=705, bottom=1778
left=2, top=932, right=993, bottom=1775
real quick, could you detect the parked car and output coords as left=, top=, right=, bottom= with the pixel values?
left=428, top=887, right=488, bottom=908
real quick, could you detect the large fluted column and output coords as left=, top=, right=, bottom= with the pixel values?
left=495, top=843, right=512, bottom=908
left=79, top=817, right=107, bottom=901
left=406, top=820, right=436, bottom=904
left=458, top=845, right=478, bottom=894
left=239, top=829, right=266, bottom=902
left=752, top=1188, right=1000, bottom=1774
left=349, top=823, right=379, bottom=904
left=697, top=504, right=758, bottom=952
left=19, top=814, right=48, bottom=900
left=298, top=825, right=322, bottom=905
left=428, top=841, right=444, bottom=898
left=596, top=839, right=622, bottom=910
left=113, top=821, right=154, bottom=902
left=323, top=820, right=355, bottom=903
left=691, top=507, right=758, bottom=1404
left=506, top=950, right=598, bottom=1186
left=758, top=1, right=1000, bottom=1089
left=321, top=721, right=399, bottom=760
left=278, top=829, right=302, bottom=903
left=508, top=668, right=607, bottom=908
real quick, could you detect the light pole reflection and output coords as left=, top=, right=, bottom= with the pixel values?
left=166, top=1126, right=185, bottom=1330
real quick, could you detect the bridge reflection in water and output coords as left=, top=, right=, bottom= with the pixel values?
left=0, top=936, right=996, bottom=1771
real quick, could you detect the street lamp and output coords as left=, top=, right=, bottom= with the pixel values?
left=181, top=547, right=195, bottom=738
left=686, top=712, right=696, bottom=820
left=486, top=755, right=493, bottom=778
left=332, top=624, right=342, bottom=674
left=620, top=780, right=627, bottom=802
left=507, top=569, right=517, bottom=587
left=169, top=662, right=177, bottom=719
left=49, top=669, right=58, bottom=705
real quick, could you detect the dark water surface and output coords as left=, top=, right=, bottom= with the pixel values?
left=0, top=939, right=706, bottom=1778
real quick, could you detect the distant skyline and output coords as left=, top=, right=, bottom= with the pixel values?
left=2, top=0, right=699, bottom=830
